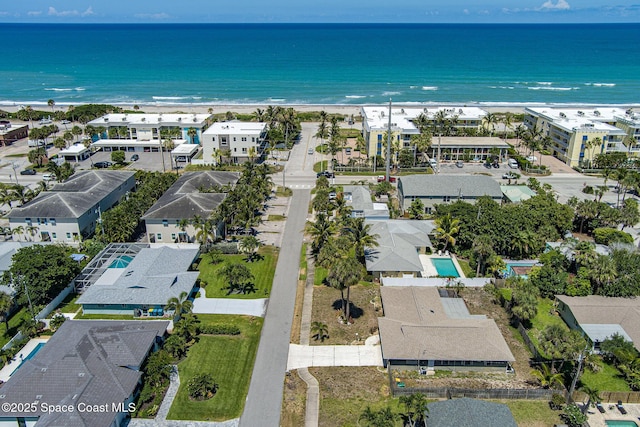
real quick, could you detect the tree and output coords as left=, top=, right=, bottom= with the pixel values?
left=165, top=291, right=193, bottom=320
left=509, top=277, right=539, bottom=323
left=311, top=321, right=329, bottom=342
left=620, top=198, right=640, bottom=230
left=400, top=393, right=429, bottom=427
left=482, top=112, right=498, bottom=136
left=342, top=217, right=379, bottom=264
left=531, top=363, right=564, bottom=389
left=472, top=235, right=494, bottom=276
left=562, top=403, right=587, bottom=427
left=0, top=291, right=13, bottom=331
left=187, top=374, right=218, bottom=400
left=47, top=98, right=55, bottom=113
left=434, top=214, right=460, bottom=252
left=590, top=255, right=617, bottom=295
left=307, top=213, right=336, bottom=256
left=579, top=384, right=601, bottom=414
left=49, top=312, right=66, bottom=331
left=144, top=349, right=173, bottom=387
left=359, top=406, right=398, bottom=427
left=111, top=150, right=126, bottom=164
left=326, top=256, right=364, bottom=322
left=164, top=334, right=188, bottom=359
left=408, top=198, right=425, bottom=220
left=3, top=245, right=81, bottom=307
left=239, top=235, right=260, bottom=262
left=219, top=263, right=255, bottom=294
left=173, top=313, right=199, bottom=343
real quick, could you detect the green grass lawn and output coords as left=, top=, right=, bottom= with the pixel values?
left=528, top=298, right=570, bottom=358
left=580, top=362, right=631, bottom=392
left=51, top=293, right=81, bottom=315
left=499, top=400, right=563, bottom=427
left=314, top=266, right=328, bottom=286
left=299, top=243, right=308, bottom=281
left=0, top=307, right=32, bottom=348
left=267, top=214, right=286, bottom=221
left=76, top=314, right=137, bottom=320
left=457, top=259, right=475, bottom=278
left=167, top=314, right=263, bottom=421
left=198, top=246, right=278, bottom=298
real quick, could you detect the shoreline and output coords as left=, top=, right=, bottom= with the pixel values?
left=2, top=102, right=639, bottom=117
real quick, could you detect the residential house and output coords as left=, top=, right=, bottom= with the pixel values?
left=426, top=398, right=517, bottom=427
left=365, top=220, right=435, bottom=279
left=397, top=174, right=502, bottom=214
left=361, top=106, right=487, bottom=160
left=501, top=185, right=537, bottom=203
left=378, top=286, right=515, bottom=371
left=556, top=295, right=640, bottom=353
left=7, top=171, right=135, bottom=243
left=0, top=122, right=28, bottom=146
left=426, top=136, right=510, bottom=163
left=201, top=121, right=267, bottom=164
left=76, top=244, right=200, bottom=316
left=342, top=186, right=389, bottom=219
left=0, top=320, right=168, bottom=427
left=142, top=171, right=239, bottom=243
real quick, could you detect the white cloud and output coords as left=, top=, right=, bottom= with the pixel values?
left=134, top=12, right=171, bottom=20
left=463, top=9, right=470, bottom=15
left=539, top=0, right=570, bottom=11
left=47, top=6, right=95, bottom=17
left=27, top=10, right=42, bottom=16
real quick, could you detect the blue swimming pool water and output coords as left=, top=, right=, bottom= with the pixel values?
left=10, top=342, right=46, bottom=376
left=606, top=421, right=638, bottom=427
left=108, top=255, right=133, bottom=269
left=431, top=258, right=460, bottom=278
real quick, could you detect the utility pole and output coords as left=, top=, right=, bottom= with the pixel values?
left=386, top=99, right=392, bottom=182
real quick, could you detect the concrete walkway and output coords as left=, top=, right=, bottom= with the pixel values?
left=287, top=343, right=383, bottom=370
left=192, top=288, right=268, bottom=317
left=0, top=337, right=49, bottom=382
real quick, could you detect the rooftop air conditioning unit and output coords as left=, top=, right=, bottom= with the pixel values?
left=577, top=111, right=584, bottom=116
left=104, top=118, right=108, bottom=122
left=400, top=108, right=405, bottom=114
left=178, top=117, right=182, bottom=122
left=459, top=109, right=463, bottom=114
left=594, top=110, right=601, bottom=116
left=141, top=117, right=146, bottom=122
left=559, top=113, right=566, bottom=118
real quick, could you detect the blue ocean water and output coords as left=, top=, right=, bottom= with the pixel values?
left=0, top=23, right=639, bottom=107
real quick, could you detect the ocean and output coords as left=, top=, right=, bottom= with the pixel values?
left=0, top=23, right=639, bottom=107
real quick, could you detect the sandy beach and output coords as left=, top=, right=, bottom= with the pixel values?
left=0, top=103, right=526, bottom=117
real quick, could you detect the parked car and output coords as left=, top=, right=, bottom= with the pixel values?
left=502, top=172, right=517, bottom=179
left=526, top=156, right=537, bottom=162
left=455, top=160, right=464, bottom=168
left=93, top=161, right=112, bottom=169
left=20, top=168, right=36, bottom=175
left=377, top=175, right=397, bottom=183
left=130, top=154, right=139, bottom=161
left=39, top=118, right=52, bottom=125
left=492, top=162, right=500, bottom=168
left=308, top=148, right=314, bottom=155
left=316, top=171, right=335, bottom=179
left=346, top=148, right=352, bottom=155
left=42, top=173, right=55, bottom=181
left=60, top=120, right=71, bottom=125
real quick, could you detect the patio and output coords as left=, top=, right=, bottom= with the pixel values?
left=586, top=401, right=640, bottom=427
left=418, top=254, right=465, bottom=278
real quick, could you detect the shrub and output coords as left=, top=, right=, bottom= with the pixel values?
left=49, top=313, right=66, bottom=331
left=198, top=323, right=241, bottom=335
left=111, top=150, right=126, bottom=164
left=187, top=374, right=218, bottom=400
left=549, top=393, right=565, bottom=410
left=593, top=227, right=633, bottom=245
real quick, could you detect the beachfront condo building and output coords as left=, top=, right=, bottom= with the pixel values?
left=86, top=113, right=211, bottom=152
left=201, top=121, right=268, bottom=165
left=524, top=107, right=640, bottom=167
left=361, top=106, right=487, bottom=160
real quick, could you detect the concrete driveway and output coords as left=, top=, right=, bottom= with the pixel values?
left=287, top=343, right=383, bottom=370
left=192, top=288, right=268, bottom=317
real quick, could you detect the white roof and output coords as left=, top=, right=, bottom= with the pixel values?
left=171, top=144, right=199, bottom=155
left=203, top=121, right=267, bottom=136
left=92, top=139, right=161, bottom=147
left=527, top=107, right=629, bottom=122
left=362, top=106, right=487, bottom=132
left=59, top=143, right=89, bottom=155
left=88, top=113, right=210, bottom=127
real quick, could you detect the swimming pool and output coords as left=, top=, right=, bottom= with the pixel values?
left=431, top=258, right=460, bottom=278
left=108, top=255, right=133, bottom=269
left=10, top=342, right=46, bottom=376
left=606, top=421, right=639, bottom=427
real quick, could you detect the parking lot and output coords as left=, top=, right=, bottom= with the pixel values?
left=73, top=149, right=182, bottom=172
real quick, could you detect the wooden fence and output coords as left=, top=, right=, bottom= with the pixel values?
left=391, top=384, right=556, bottom=400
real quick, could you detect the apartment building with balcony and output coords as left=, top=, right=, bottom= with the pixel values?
left=201, top=121, right=267, bottom=164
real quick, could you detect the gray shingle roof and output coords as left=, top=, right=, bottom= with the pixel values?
left=77, top=246, right=200, bottom=306
left=0, top=320, right=168, bottom=427
left=426, top=398, right=517, bottom=427
left=365, top=220, right=434, bottom=273
left=343, top=186, right=389, bottom=218
left=7, top=170, right=135, bottom=219
left=399, top=174, right=503, bottom=199
left=378, top=287, right=515, bottom=362
left=142, top=171, right=239, bottom=220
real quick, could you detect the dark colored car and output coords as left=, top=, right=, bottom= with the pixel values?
left=20, top=168, right=37, bottom=175
left=93, top=161, right=113, bottom=169
left=131, top=154, right=139, bottom=161
left=455, top=161, right=464, bottom=168
left=316, top=171, right=335, bottom=179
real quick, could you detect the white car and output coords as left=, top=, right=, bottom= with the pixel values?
left=42, top=173, right=55, bottom=181
left=526, top=156, right=537, bottom=162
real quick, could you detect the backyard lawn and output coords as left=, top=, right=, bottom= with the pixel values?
left=580, top=361, right=631, bottom=392
left=198, top=246, right=278, bottom=298
left=167, top=314, right=262, bottom=421
left=528, top=298, right=570, bottom=358
left=499, top=400, right=563, bottom=427
left=0, top=307, right=32, bottom=348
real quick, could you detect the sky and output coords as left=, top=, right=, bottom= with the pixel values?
left=0, top=0, right=639, bottom=23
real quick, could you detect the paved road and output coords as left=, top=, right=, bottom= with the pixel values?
left=239, top=189, right=310, bottom=427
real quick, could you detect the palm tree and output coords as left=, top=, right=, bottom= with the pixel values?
left=472, top=235, right=494, bottom=276
left=400, top=393, right=429, bottom=427
left=11, top=225, right=24, bottom=241
left=211, top=148, right=222, bottom=167
left=358, top=406, right=398, bottom=427
left=585, top=137, right=603, bottom=168
left=239, top=235, right=260, bottom=262
left=590, top=255, right=617, bottom=295
left=579, top=385, right=601, bottom=414
left=247, top=146, right=257, bottom=163
left=483, top=112, right=498, bottom=136
left=310, top=321, right=329, bottom=342
left=342, top=217, right=379, bottom=264
left=177, top=218, right=190, bottom=242
left=187, top=127, right=198, bottom=145
left=510, top=230, right=539, bottom=259
left=531, top=363, right=564, bottom=389
left=307, top=213, right=336, bottom=255
left=47, top=99, right=55, bottom=114
left=0, top=292, right=13, bottom=331
left=194, top=219, right=216, bottom=246
left=514, top=124, right=527, bottom=154
left=174, top=313, right=199, bottom=342
left=327, top=256, right=364, bottom=322
left=165, top=291, right=193, bottom=320
left=434, top=214, right=460, bottom=252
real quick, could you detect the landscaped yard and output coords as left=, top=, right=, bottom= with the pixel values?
left=498, top=399, right=563, bottom=427
left=528, top=298, right=570, bottom=358
left=0, top=307, right=32, bottom=348
left=580, top=361, right=631, bottom=392
left=50, top=293, right=81, bottom=316
left=198, top=246, right=278, bottom=298
left=314, top=266, right=327, bottom=286
left=309, top=284, right=380, bottom=345
left=167, top=314, right=263, bottom=421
